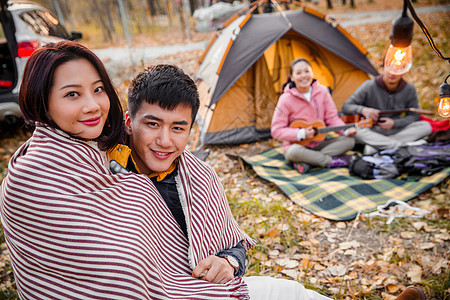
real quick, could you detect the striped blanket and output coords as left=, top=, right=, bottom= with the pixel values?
left=0, top=125, right=255, bottom=299
left=242, top=147, right=450, bottom=221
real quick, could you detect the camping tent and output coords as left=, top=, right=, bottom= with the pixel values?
left=194, top=6, right=379, bottom=147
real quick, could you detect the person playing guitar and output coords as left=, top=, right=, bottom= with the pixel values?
left=341, top=61, right=432, bottom=155
left=271, top=58, right=357, bottom=174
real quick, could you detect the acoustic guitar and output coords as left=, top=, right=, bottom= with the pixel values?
left=340, top=108, right=434, bottom=124
left=290, top=118, right=373, bottom=146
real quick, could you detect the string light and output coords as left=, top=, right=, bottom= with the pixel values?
left=438, top=75, right=450, bottom=118
left=388, top=0, right=449, bottom=116
left=384, top=1, right=413, bottom=75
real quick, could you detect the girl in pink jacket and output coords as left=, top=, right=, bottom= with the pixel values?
left=271, top=58, right=356, bottom=173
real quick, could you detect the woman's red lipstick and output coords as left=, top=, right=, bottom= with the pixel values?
left=81, top=116, right=101, bottom=126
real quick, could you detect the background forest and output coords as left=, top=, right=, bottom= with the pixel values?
left=33, top=0, right=211, bottom=47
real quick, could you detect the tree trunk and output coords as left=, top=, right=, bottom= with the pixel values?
left=60, top=0, right=74, bottom=31
left=147, top=0, right=158, bottom=24
left=189, top=0, right=197, bottom=14
left=327, top=0, right=333, bottom=9
left=163, top=0, right=174, bottom=31
left=89, top=0, right=112, bottom=43
left=105, top=0, right=117, bottom=44
left=181, top=0, right=192, bottom=40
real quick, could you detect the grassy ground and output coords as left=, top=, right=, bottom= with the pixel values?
left=0, top=0, right=449, bottom=298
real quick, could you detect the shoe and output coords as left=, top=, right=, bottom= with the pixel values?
left=363, top=145, right=378, bottom=155
left=293, top=162, right=311, bottom=174
left=405, top=139, right=428, bottom=147
left=396, top=286, right=426, bottom=300
left=327, top=155, right=351, bottom=168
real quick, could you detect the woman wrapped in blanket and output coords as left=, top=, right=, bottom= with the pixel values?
left=0, top=41, right=255, bottom=299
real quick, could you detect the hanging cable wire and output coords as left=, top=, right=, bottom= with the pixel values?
left=406, top=0, right=449, bottom=61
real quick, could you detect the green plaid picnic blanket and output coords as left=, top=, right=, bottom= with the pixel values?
left=241, top=147, right=450, bottom=221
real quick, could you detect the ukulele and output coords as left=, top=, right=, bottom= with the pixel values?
left=290, top=118, right=373, bottom=146
left=340, top=108, right=434, bottom=124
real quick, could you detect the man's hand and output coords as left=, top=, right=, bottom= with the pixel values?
left=361, top=107, right=380, bottom=122
left=346, top=127, right=357, bottom=136
left=377, top=117, right=394, bottom=130
left=192, top=255, right=234, bottom=284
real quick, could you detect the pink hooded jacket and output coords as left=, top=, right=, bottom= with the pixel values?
left=271, top=80, right=346, bottom=152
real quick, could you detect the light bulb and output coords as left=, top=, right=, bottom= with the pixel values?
left=438, top=76, right=450, bottom=118
left=438, top=97, right=450, bottom=118
left=384, top=44, right=412, bottom=75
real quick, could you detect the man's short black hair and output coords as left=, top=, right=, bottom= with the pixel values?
left=128, top=64, right=200, bottom=124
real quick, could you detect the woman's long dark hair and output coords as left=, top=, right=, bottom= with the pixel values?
left=281, top=58, right=312, bottom=90
left=19, top=41, right=124, bottom=150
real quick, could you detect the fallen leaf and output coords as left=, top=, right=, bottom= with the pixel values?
left=339, top=240, right=360, bottom=250
left=431, top=258, right=448, bottom=274
left=309, top=277, right=318, bottom=284
left=384, top=276, right=398, bottom=286
left=327, top=264, right=347, bottom=277
left=266, top=227, right=280, bottom=237
left=276, top=258, right=299, bottom=269
left=273, top=243, right=286, bottom=252
left=313, top=263, right=326, bottom=271
left=412, top=221, right=427, bottom=231
left=309, top=238, right=320, bottom=246
left=387, top=284, right=401, bottom=293
left=372, top=274, right=389, bottom=285
left=396, top=247, right=405, bottom=258
left=280, top=269, right=299, bottom=279
left=423, top=225, right=435, bottom=232
left=262, top=260, right=274, bottom=267
left=436, top=207, right=449, bottom=218
left=420, top=242, right=435, bottom=250
left=435, top=232, right=450, bottom=241
left=344, top=249, right=357, bottom=256
left=361, top=278, right=371, bottom=286
left=407, top=265, right=422, bottom=283
left=300, top=241, right=312, bottom=247
left=278, top=223, right=290, bottom=231
left=300, top=259, right=311, bottom=269
left=297, top=254, right=311, bottom=260
left=296, top=213, right=312, bottom=222
left=336, top=222, right=346, bottom=229
left=325, top=232, right=337, bottom=243
left=400, top=231, right=414, bottom=239
left=268, top=249, right=280, bottom=258
left=383, top=249, right=394, bottom=262
left=254, top=217, right=268, bottom=224
left=253, top=252, right=266, bottom=261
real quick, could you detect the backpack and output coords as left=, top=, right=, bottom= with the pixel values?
left=349, top=142, right=450, bottom=179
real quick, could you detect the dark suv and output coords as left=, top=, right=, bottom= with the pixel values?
left=0, top=0, right=81, bottom=126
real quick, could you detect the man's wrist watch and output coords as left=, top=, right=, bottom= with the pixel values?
left=221, top=255, right=239, bottom=272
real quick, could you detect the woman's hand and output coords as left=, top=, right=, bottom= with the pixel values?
left=304, top=126, right=315, bottom=140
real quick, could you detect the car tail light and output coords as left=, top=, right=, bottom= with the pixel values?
left=17, top=40, right=40, bottom=57
left=0, top=80, right=13, bottom=88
